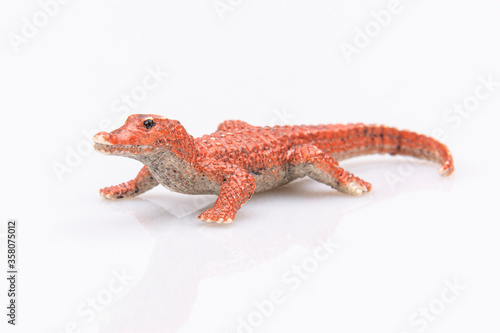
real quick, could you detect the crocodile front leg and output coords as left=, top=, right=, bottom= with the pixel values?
left=197, top=160, right=256, bottom=223
left=100, top=165, right=159, bottom=199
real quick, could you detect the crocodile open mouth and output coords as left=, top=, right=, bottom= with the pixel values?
left=93, top=142, right=154, bottom=155
left=92, top=134, right=154, bottom=155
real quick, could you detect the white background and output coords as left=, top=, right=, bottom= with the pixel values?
left=1, top=0, right=500, bottom=332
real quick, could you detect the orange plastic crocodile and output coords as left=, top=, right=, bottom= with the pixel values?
left=93, top=114, right=454, bottom=223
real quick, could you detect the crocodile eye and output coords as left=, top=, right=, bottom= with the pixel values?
left=143, top=119, right=155, bottom=129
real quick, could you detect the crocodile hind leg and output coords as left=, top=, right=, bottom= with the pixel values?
left=287, top=145, right=372, bottom=196
left=100, top=165, right=159, bottom=199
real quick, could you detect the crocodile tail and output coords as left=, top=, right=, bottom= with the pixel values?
left=282, top=123, right=454, bottom=176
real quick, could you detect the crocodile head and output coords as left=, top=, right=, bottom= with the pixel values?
left=93, top=114, right=193, bottom=158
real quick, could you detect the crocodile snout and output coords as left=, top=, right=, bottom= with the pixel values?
left=93, top=132, right=113, bottom=145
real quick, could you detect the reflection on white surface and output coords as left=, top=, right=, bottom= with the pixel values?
left=92, top=166, right=452, bottom=333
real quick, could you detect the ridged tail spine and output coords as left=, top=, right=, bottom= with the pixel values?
left=281, top=123, right=454, bottom=176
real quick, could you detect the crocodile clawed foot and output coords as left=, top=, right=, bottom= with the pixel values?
left=197, top=207, right=236, bottom=224
left=99, top=185, right=137, bottom=200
